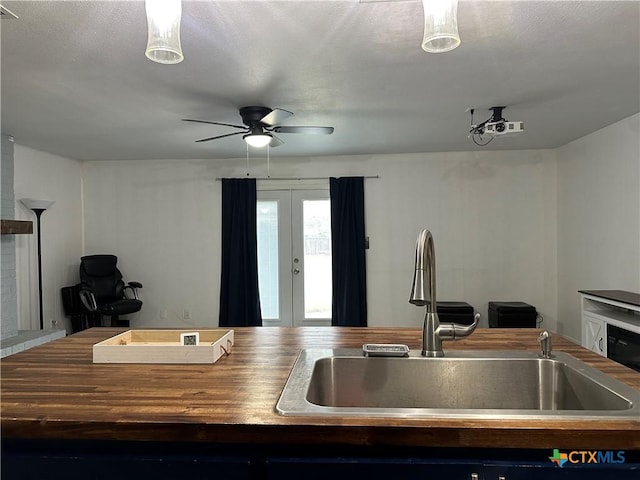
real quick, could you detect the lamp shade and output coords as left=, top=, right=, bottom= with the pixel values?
left=243, top=133, right=273, bottom=148
left=20, top=198, right=55, bottom=210
left=145, top=0, right=184, bottom=64
left=421, top=0, right=461, bottom=53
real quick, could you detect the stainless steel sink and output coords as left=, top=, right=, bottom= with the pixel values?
left=276, top=349, right=640, bottom=419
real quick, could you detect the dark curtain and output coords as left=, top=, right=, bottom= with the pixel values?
left=330, top=177, right=367, bottom=327
left=219, top=178, right=262, bottom=327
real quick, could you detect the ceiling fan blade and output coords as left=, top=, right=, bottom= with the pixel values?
left=269, top=135, right=284, bottom=148
left=260, top=108, right=294, bottom=126
left=195, top=131, right=246, bottom=143
left=272, top=126, right=334, bottom=135
left=183, top=119, right=246, bottom=130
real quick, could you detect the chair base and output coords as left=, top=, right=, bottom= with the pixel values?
left=110, top=317, right=130, bottom=328
left=77, top=313, right=130, bottom=329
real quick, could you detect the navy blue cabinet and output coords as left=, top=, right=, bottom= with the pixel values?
left=3, top=440, right=638, bottom=480
left=484, top=463, right=639, bottom=480
left=266, top=457, right=482, bottom=480
left=1, top=441, right=251, bottom=480
left=264, top=450, right=640, bottom=480
left=264, top=456, right=640, bottom=480
left=3, top=454, right=251, bottom=480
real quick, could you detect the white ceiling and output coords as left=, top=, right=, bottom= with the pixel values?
left=1, top=0, right=638, bottom=161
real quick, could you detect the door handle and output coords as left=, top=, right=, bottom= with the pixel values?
left=293, top=268, right=300, bottom=275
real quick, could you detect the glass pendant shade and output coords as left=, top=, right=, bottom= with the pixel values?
left=145, top=0, right=184, bottom=64
left=244, top=133, right=273, bottom=148
left=421, top=0, right=461, bottom=53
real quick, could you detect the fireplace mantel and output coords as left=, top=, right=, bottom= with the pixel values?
left=0, top=220, right=33, bottom=235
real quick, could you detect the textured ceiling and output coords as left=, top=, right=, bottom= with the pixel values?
left=1, top=0, right=639, bottom=161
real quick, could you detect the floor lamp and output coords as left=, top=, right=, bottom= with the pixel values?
left=20, top=198, right=55, bottom=330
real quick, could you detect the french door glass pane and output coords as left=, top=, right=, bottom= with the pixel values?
left=303, top=200, right=332, bottom=319
left=257, top=200, right=279, bottom=319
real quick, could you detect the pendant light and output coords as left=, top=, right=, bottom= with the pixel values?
left=145, top=0, right=184, bottom=64
left=421, top=0, right=461, bottom=53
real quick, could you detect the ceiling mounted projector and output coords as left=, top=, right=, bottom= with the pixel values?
left=485, top=120, right=525, bottom=136
left=468, top=106, right=524, bottom=146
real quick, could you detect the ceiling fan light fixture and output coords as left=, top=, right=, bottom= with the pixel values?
left=243, top=133, right=273, bottom=148
left=421, top=0, right=461, bottom=53
left=145, top=0, right=184, bottom=65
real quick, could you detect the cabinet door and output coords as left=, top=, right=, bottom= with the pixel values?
left=265, top=457, right=482, bottom=480
left=485, top=463, right=638, bottom=479
left=2, top=449, right=251, bottom=480
left=582, top=314, right=606, bottom=357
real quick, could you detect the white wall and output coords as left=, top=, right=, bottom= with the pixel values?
left=14, top=145, right=84, bottom=332
left=83, top=149, right=558, bottom=330
left=11, top=115, right=639, bottom=339
left=557, top=113, right=640, bottom=342
left=82, top=160, right=220, bottom=328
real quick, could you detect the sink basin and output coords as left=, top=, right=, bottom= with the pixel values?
left=276, top=349, right=640, bottom=419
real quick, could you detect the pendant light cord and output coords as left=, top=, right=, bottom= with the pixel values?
left=246, top=142, right=250, bottom=177
left=267, top=144, right=271, bottom=178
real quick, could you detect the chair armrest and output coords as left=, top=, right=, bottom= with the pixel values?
left=124, top=282, right=142, bottom=300
left=79, top=289, right=97, bottom=312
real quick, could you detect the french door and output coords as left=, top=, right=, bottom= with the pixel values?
left=257, top=189, right=332, bottom=327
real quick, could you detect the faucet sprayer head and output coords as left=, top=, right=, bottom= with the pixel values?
left=409, top=269, right=428, bottom=306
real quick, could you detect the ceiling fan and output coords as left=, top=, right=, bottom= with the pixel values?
left=183, top=106, right=334, bottom=148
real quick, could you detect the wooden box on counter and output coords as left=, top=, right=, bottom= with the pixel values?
left=92, top=329, right=234, bottom=364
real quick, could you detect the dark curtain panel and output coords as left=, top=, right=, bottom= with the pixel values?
left=330, top=176, right=367, bottom=327
left=219, top=178, right=262, bottom=327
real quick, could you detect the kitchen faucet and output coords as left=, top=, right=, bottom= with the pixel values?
left=409, top=229, right=479, bottom=357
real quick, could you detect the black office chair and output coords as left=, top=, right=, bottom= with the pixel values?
left=78, top=254, right=143, bottom=327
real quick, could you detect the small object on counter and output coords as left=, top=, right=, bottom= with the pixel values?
left=180, top=332, right=199, bottom=346
left=92, top=329, right=234, bottom=364
left=488, top=301, right=537, bottom=328
left=362, top=344, right=410, bottom=357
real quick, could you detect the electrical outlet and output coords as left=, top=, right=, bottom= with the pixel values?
left=183, top=308, right=191, bottom=320
left=159, top=309, right=167, bottom=319
left=50, top=319, right=59, bottom=329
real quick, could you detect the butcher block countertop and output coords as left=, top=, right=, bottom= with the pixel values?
left=2, top=327, right=639, bottom=450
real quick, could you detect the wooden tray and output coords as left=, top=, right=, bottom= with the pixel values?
left=93, top=329, right=234, bottom=364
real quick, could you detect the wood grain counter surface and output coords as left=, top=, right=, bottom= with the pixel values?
left=2, top=327, right=639, bottom=450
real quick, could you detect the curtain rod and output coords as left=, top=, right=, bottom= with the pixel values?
left=215, top=175, right=380, bottom=181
